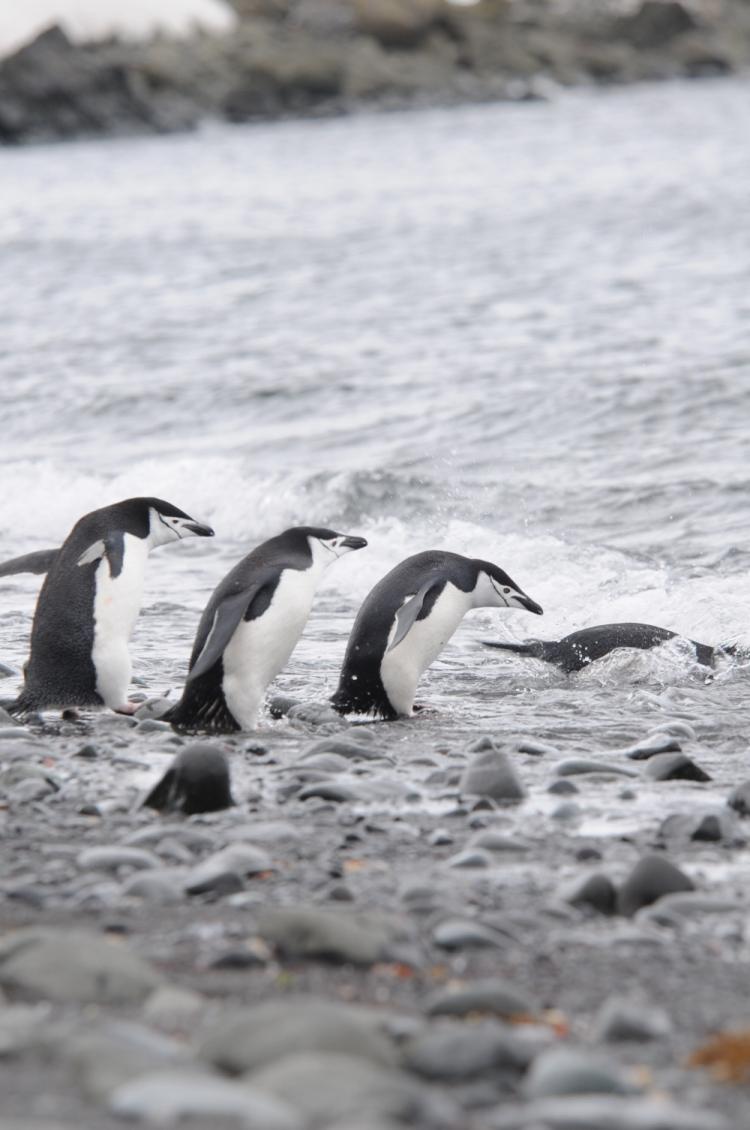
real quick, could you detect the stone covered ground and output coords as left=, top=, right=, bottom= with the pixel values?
left=2, top=0, right=750, bottom=144
left=3, top=683, right=750, bottom=1129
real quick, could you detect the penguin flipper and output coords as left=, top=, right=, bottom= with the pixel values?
left=0, top=548, right=59, bottom=577
left=187, top=587, right=263, bottom=683
left=388, top=580, right=442, bottom=652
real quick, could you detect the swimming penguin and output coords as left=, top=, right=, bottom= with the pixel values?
left=165, top=526, right=368, bottom=733
left=482, top=622, right=731, bottom=673
left=330, top=550, right=542, bottom=720
left=8, top=497, right=214, bottom=716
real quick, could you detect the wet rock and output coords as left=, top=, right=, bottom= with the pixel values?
left=566, top=873, right=618, bottom=916
left=184, top=843, right=273, bottom=895
left=134, top=697, right=174, bottom=720
left=109, top=1068, right=302, bottom=1129
left=121, top=870, right=187, bottom=903
left=0, top=1003, right=50, bottom=1055
left=618, top=1, right=697, bottom=49
left=592, top=996, right=672, bottom=1042
left=249, top=1052, right=432, bottom=1126
left=555, top=759, right=637, bottom=778
left=302, top=736, right=388, bottom=762
left=135, top=718, right=172, bottom=734
left=548, top=779, right=578, bottom=796
left=432, top=917, right=512, bottom=950
left=77, top=846, right=160, bottom=873
left=522, top=1045, right=636, bottom=1098
left=727, top=780, right=750, bottom=816
left=0, top=928, right=160, bottom=1003
left=469, top=829, right=527, bottom=853
left=143, top=744, right=234, bottom=814
left=660, top=809, right=738, bottom=844
left=424, top=978, right=535, bottom=1019
left=143, top=985, right=206, bottom=1027
left=617, top=854, right=694, bottom=917
left=298, top=752, right=351, bottom=772
left=200, top=997, right=397, bottom=1073
left=490, top=1095, right=729, bottom=1129
left=459, top=750, right=525, bottom=802
left=404, top=1018, right=534, bottom=1079
left=446, top=848, right=492, bottom=869
left=258, top=907, right=395, bottom=964
left=268, top=695, right=300, bottom=717
left=638, top=891, right=743, bottom=926
left=516, top=739, right=560, bottom=757
left=298, top=780, right=358, bottom=802
left=623, top=733, right=682, bottom=760
left=645, top=752, right=711, bottom=782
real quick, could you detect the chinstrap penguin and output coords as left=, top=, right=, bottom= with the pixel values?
left=482, top=622, right=733, bottom=673
left=8, top=497, right=213, bottom=716
left=331, top=550, right=542, bottom=719
left=144, top=744, right=234, bottom=815
left=165, top=526, right=367, bottom=733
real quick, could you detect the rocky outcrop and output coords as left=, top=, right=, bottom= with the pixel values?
left=1, top=1, right=748, bottom=144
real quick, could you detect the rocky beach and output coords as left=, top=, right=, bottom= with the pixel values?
left=1, top=0, right=750, bottom=144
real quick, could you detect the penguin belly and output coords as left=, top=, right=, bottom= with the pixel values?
left=91, top=534, right=148, bottom=709
left=380, top=584, right=470, bottom=716
left=221, top=569, right=316, bottom=730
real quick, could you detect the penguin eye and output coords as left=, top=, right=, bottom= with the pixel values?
left=503, top=587, right=511, bottom=595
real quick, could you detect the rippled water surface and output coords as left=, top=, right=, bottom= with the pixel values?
left=2, top=77, right=750, bottom=753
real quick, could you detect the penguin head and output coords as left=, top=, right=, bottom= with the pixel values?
left=474, top=560, right=543, bottom=615
left=299, top=527, right=368, bottom=566
left=142, top=498, right=215, bottom=547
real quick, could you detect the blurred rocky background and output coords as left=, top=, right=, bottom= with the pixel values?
left=0, top=0, right=748, bottom=143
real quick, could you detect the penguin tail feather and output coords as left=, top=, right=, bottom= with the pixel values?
left=143, top=769, right=176, bottom=811
left=164, top=693, right=240, bottom=735
left=6, top=692, right=37, bottom=718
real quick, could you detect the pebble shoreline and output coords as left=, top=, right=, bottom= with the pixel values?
left=2, top=680, right=750, bottom=1128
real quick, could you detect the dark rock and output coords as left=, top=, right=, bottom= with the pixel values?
left=660, top=810, right=739, bottom=845
left=566, top=873, right=617, bottom=916
left=618, top=1, right=697, bottom=49
left=727, top=780, right=750, bottom=816
left=143, top=744, right=234, bottom=815
left=548, top=779, right=578, bottom=796
left=617, top=854, right=694, bottom=917
left=645, top=752, right=711, bottom=782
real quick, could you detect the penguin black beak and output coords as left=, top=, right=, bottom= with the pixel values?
left=185, top=521, right=215, bottom=538
left=341, top=536, right=368, bottom=550
left=518, top=594, right=543, bottom=615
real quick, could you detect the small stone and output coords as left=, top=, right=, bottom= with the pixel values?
left=566, top=874, right=617, bottom=916
left=75, top=743, right=100, bottom=759
left=143, top=985, right=205, bottom=1026
left=469, top=829, right=527, bottom=853
left=0, top=1003, right=50, bottom=1055
left=548, top=779, right=578, bottom=795
left=135, top=718, right=173, bottom=734
left=429, top=828, right=454, bottom=846
left=491, top=1095, right=728, bottom=1130
left=121, top=871, right=185, bottom=903
left=460, top=750, right=525, bottom=802
left=301, top=737, right=388, bottom=762
left=592, top=996, right=672, bottom=1042
left=516, top=739, right=560, bottom=757
left=446, top=848, right=492, bottom=869
left=551, top=801, right=581, bottom=822
left=727, top=781, right=750, bottom=816
left=64, top=1020, right=189, bottom=1100
left=432, top=918, right=512, bottom=950
left=258, top=907, right=393, bottom=965
left=405, top=1019, right=534, bottom=1079
left=0, top=928, right=160, bottom=1003
left=143, top=744, right=234, bottom=815
left=522, top=1045, right=636, bottom=1098
left=645, top=753, right=711, bottom=782
left=77, top=847, right=160, bottom=873
left=109, top=1069, right=302, bottom=1129
left=298, top=781, right=358, bottom=802
left=623, top=734, right=682, bottom=760
left=555, top=759, right=637, bottom=778
left=200, top=997, right=397, bottom=1074
left=617, top=854, right=694, bottom=917
left=425, top=978, right=535, bottom=1020
left=184, top=843, right=272, bottom=895
left=660, top=810, right=738, bottom=844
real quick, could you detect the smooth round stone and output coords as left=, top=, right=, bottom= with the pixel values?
left=184, top=843, right=273, bottom=895
left=446, top=848, right=492, bottom=869
left=425, top=978, right=535, bottom=1019
left=135, top=718, right=173, bottom=734
left=429, top=828, right=454, bottom=846
left=134, top=698, right=174, bottom=721
left=555, top=759, right=637, bottom=778
left=551, top=802, right=581, bottom=822
left=623, top=734, right=682, bottom=760
left=143, top=985, right=206, bottom=1026
left=617, top=854, right=694, bottom=917
left=405, top=1019, right=533, bottom=1079
left=200, top=997, right=397, bottom=1074
left=660, top=810, right=738, bottom=844
left=298, top=781, right=358, bottom=803
left=258, top=907, right=393, bottom=965
left=522, top=1045, right=637, bottom=1099
left=109, top=1069, right=302, bottom=1129
left=565, top=874, right=617, bottom=916
left=121, top=871, right=185, bottom=904
left=727, top=780, right=750, bottom=816
left=302, top=737, right=388, bottom=762
left=516, top=739, right=560, bottom=757
left=638, top=892, right=743, bottom=926
left=9, top=778, right=57, bottom=803
left=298, top=752, right=351, bottom=772
left=77, top=847, right=160, bottom=873
left=592, top=996, right=672, bottom=1042
left=645, top=753, right=711, bottom=782
left=469, top=830, right=527, bottom=853
left=548, top=779, right=578, bottom=796
left=432, top=918, right=511, bottom=950
left=459, top=751, right=525, bottom=802
left=490, top=1095, right=728, bottom=1130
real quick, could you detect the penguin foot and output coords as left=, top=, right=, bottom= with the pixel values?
left=114, top=701, right=140, bottom=716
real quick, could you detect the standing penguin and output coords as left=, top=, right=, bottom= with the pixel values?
left=165, top=526, right=367, bottom=733
left=9, top=497, right=214, bottom=716
left=331, top=550, right=542, bottom=719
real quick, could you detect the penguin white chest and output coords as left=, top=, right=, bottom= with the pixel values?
left=380, top=583, right=471, bottom=716
left=221, top=567, right=317, bottom=729
left=91, top=534, right=149, bottom=708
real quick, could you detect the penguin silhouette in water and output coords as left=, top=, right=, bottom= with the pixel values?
left=482, top=622, right=734, bottom=673
left=165, top=526, right=367, bottom=733
left=8, top=497, right=213, bottom=716
left=331, top=550, right=542, bottom=719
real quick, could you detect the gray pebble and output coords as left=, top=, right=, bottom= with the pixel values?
left=522, top=1044, right=636, bottom=1098
left=298, top=781, right=358, bottom=802
left=301, top=737, right=388, bottom=762
left=121, top=870, right=186, bottom=904
left=548, top=779, right=579, bottom=795
left=660, top=810, right=738, bottom=844
left=432, top=917, right=512, bottom=950
left=425, top=978, right=535, bottom=1019
left=622, top=734, right=682, bottom=760
left=200, top=997, right=397, bottom=1073
left=135, top=718, right=173, bottom=734
left=460, top=750, right=525, bottom=802
left=469, top=829, right=527, bottom=853
left=516, top=739, right=561, bottom=757
left=259, top=907, right=394, bottom=965
left=446, top=848, right=492, bottom=869
left=566, top=874, right=617, bottom=916
left=77, top=847, right=160, bottom=873
left=490, top=1096, right=728, bottom=1129
left=617, top=854, right=694, bottom=917
left=592, top=996, right=673, bottom=1042
left=555, top=759, right=637, bottom=778
left=404, top=1019, right=534, bottom=1079
left=727, top=780, right=750, bottom=816
left=184, top=843, right=273, bottom=895
left=645, top=753, right=711, bottom=782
